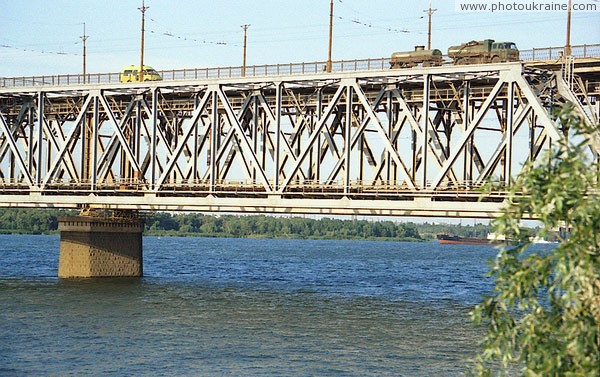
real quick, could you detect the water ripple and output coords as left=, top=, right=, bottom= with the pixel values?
left=0, top=235, right=501, bottom=376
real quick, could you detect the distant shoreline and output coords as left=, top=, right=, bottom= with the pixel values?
left=144, top=230, right=425, bottom=242
left=0, top=208, right=497, bottom=243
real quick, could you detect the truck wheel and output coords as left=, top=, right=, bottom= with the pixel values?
left=491, top=56, right=501, bottom=63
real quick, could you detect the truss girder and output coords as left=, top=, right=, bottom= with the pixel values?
left=0, top=63, right=597, bottom=218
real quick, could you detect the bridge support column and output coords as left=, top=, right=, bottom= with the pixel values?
left=58, top=215, right=144, bottom=278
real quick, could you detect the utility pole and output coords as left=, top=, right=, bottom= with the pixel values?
left=326, top=0, right=334, bottom=73
left=139, top=0, right=149, bottom=82
left=424, top=0, right=437, bottom=50
left=565, top=0, right=572, bottom=56
left=80, top=23, right=88, bottom=84
left=241, top=24, right=250, bottom=77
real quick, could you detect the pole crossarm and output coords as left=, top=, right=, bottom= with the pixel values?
left=0, top=62, right=598, bottom=218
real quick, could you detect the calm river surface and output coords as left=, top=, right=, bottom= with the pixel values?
left=1, top=234, right=500, bottom=376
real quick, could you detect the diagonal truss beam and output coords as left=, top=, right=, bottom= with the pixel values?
left=0, top=111, right=34, bottom=186
left=216, top=85, right=273, bottom=191
left=42, top=95, right=93, bottom=187
left=279, top=84, right=346, bottom=191
left=431, top=77, right=506, bottom=189
left=155, top=90, right=212, bottom=189
left=97, top=92, right=142, bottom=174
left=351, top=81, right=416, bottom=189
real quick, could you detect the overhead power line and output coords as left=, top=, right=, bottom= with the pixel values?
left=0, top=43, right=79, bottom=56
left=148, top=18, right=233, bottom=46
left=337, top=15, right=413, bottom=34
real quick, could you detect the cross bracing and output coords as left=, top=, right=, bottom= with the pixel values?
left=0, top=63, right=598, bottom=218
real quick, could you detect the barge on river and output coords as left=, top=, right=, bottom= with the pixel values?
left=436, top=234, right=503, bottom=245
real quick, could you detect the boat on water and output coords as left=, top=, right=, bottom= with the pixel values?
left=436, top=234, right=503, bottom=245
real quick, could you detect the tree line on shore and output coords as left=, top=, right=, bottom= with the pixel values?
left=0, top=208, right=496, bottom=241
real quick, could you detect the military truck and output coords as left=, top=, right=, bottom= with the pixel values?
left=447, top=39, right=519, bottom=65
left=390, top=46, right=443, bottom=68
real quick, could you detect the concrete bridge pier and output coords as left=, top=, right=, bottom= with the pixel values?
left=58, top=213, right=144, bottom=278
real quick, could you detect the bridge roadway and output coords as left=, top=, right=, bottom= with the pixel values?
left=1, top=43, right=599, bottom=88
left=0, top=58, right=599, bottom=219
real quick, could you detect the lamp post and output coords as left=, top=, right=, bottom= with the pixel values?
left=326, top=0, right=334, bottom=73
left=138, top=0, right=149, bottom=82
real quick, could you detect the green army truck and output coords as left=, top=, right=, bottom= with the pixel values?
left=447, top=39, right=519, bottom=65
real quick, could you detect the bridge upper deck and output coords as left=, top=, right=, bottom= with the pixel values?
left=1, top=43, right=599, bottom=90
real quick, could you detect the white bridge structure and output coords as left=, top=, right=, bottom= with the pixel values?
left=1, top=56, right=599, bottom=219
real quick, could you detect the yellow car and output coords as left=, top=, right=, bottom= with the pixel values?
left=120, top=65, right=162, bottom=83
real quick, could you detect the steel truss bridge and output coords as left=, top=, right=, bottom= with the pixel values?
left=0, top=60, right=599, bottom=218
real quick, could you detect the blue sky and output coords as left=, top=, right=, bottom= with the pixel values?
left=1, top=0, right=599, bottom=76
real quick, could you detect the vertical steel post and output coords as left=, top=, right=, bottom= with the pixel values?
left=46, top=120, right=52, bottom=178
left=81, top=111, right=88, bottom=180
left=261, top=111, right=267, bottom=174
left=252, top=95, right=259, bottom=182
left=274, top=83, right=282, bottom=191
left=411, top=128, right=417, bottom=182
left=463, top=81, right=471, bottom=183
left=316, top=89, right=323, bottom=182
left=358, top=124, right=364, bottom=183
left=422, top=74, right=430, bottom=189
left=150, top=88, right=158, bottom=188
left=135, top=100, right=142, bottom=165
left=210, top=88, right=218, bottom=191
left=27, top=105, right=35, bottom=179
left=344, top=84, right=352, bottom=194
left=91, top=94, right=99, bottom=191
left=192, top=94, right=199, bottom=182
left=36, top=92, right=43, bottom=186
left=505, top=81, right=515, bottom=186
left=529, top=112, right=536, bottom=161
left=387, top=90, right=396, bottom=183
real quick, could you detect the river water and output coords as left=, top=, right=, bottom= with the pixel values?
left=0, top=234, right=499, bottom=376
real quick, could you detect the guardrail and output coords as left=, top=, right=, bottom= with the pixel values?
left=519, top=43, right=600, bottom=61
left=1, top=44, right=598, bottom=89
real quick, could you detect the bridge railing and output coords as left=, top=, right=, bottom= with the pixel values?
left=519, top=44, right=600, bottom=61
left=1, top=43, right=599, bottom=88
left=0, top=73, right=120, bottom=88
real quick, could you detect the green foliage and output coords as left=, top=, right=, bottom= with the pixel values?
left=0, top=208, right=499, bottom=242
left=0, top=208, right=74, bottom=234
left=471, top=107, right=600, bottom=376
left=417, top=221, right=496, bottom=240
left=143, top=212, right=424, bottom=241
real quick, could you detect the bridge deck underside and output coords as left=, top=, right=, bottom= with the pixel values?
left=0, top=63, right=598, bottom=218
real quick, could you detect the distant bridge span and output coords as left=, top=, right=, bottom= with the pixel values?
left=0, top=59, right=599, bottom=219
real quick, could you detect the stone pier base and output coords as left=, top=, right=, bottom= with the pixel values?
left=58, top=216, right=144, bottom=278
